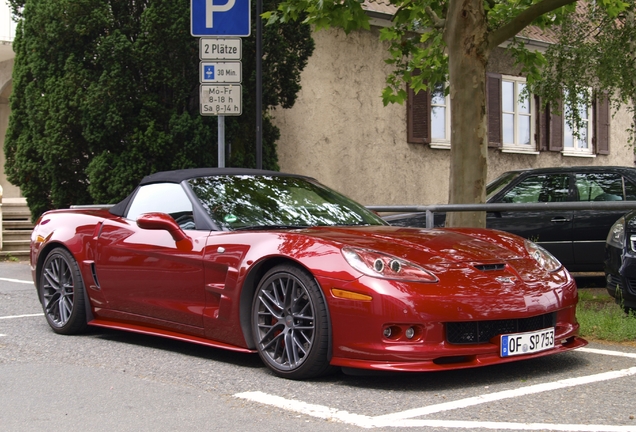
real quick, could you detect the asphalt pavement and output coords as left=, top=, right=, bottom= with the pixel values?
left=2, top=260, right=636, bottom=432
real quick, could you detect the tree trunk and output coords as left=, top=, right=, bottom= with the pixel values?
left=444, top=0, right=490, bottom=228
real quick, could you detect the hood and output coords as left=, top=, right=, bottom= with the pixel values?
left=303, top=225, right=523, bottom=265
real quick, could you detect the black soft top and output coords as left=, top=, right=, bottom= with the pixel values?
left=138, top=167, right=301, bottom=185
left=110, top=168, right=311, bottom=217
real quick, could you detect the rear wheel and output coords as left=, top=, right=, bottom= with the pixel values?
left=39, top=248, right=88, bottom=335
left=252, top=265, right=331, bottom=379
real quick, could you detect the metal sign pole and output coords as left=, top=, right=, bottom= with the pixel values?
left=255, top=0, right=263, bottom=169
left=218, top=115, right=225, bottom=167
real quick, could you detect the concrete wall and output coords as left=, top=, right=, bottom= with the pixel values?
left=0, top=58, right=20, bottom=199
left=272, top=27, right=635, bottom=206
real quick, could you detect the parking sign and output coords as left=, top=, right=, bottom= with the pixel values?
left=191, top=0, right=251, bottom=37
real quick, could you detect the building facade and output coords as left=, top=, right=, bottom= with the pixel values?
left=271, top=24, right=634, bottom=207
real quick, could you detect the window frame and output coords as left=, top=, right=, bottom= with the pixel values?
left=429, top=82, right=451, bottom=149
left=500, top=75, right=536, bottom=153
left=562, top=91, right=594, bottom=157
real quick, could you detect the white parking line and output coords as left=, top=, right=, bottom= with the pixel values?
left=235, top=390, right=635, bottom=430
left=234, top=347, right=636, bottom=430
left=0, top=313, right=43, bottom=320
left=374, top=367, right=636, bottom=421
left=578, top=346, right=636, bottom=359
left=0, top=277, right=32, bottom=284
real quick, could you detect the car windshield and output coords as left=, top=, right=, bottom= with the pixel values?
left=486, top=171, right=522, bottom=201
left=188, top=175, right=387, bottom=230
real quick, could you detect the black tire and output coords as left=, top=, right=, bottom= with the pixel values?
left=39, top=248, right=88, bottom=335
left=252, top=264, right=331, bottom=379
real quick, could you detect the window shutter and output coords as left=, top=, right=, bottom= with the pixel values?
left=486, top=73, right=502, bottom=148
left=594, top=93, right=610, bottom=155
left=549, top=99, right=564, bottom=152
left=407, top=85, right=430, bottom=144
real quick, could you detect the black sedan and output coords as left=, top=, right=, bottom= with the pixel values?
left=385, top=166, right=636, bottom=273
left=605, top=211, right=636, bottom=310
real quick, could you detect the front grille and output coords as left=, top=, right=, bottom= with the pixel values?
left=446, top=313, right=556, bottom=344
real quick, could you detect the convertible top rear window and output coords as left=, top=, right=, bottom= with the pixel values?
left=188, top=175, right=386, bottom=230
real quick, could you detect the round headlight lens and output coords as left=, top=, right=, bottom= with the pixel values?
left=342, top=247, right=438, bottom=283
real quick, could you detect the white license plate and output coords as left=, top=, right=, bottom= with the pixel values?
left=500, top=328, right=555, bottom=357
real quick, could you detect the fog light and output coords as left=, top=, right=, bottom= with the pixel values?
left=383, top=327, right=392, bottom=338
left=405, top=327, right=415, bottom=339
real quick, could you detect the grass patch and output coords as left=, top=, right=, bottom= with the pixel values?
left=577, top=289, right=636, bottom=342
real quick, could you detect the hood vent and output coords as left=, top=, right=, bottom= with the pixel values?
left=474, top=263, right=506, bottom=272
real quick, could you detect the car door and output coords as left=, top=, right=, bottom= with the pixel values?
left=572, top=172, right=636, bottom=271
left=487, top=173, right=575, bottom=267
left=95, top=182, right=208, bottom=330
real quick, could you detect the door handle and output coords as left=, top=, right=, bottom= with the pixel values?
left=550, top=217, right=571, bottom=223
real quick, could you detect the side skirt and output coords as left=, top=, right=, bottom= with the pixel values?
left=88, top=318, right=257, bottom=354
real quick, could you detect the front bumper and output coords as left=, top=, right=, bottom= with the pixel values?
left=605, top=243, right=636, bottom=309
left=320, top=271, right=585, bottom=372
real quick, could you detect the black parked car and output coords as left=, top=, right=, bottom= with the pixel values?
left=605, top=211, right=636, bottom=310
left=385, top=166, right=636, bottom=273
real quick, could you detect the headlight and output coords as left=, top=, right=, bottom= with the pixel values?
left=342, top=247, right=438, bottom=282
left=524, top=240, right=562, bottom=272
left=606, top=216, right=625, bottom=249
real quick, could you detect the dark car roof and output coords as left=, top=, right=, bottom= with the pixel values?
left=497, top=166, right=636, bottom=177
left=111, top=168, right=312, bottom=217
left=139, top=167, right=309, bottom=185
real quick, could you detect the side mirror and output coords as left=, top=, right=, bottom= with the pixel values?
left=136, top=212, right=189, bottom=243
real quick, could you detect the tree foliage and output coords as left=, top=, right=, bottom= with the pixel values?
left=266, top=0, right=629, bottom=227
left=5, top=0, right=314, bottom=219
left=528, top=3, right=636, bottom=141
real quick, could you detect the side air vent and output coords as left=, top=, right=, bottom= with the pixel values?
left=474, top=263, right=506, bottom=272
left=91, top=262, right=101, bottom=290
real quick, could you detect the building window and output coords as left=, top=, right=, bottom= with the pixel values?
left=563, top=93, right=593, bottom=156
left=407, top=82, right=450, bottom=148
left=409, top=74, right=610, bottom=156
left=546, top=92, right=609, bottom=156
left=430, top=83, right=450, bottom=148
left=501, top=76, right=533, bottom=150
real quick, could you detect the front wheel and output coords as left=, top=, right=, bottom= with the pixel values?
left=251, top=265, right=331, bottom=379
left=39, top=248, right=88, bottom=335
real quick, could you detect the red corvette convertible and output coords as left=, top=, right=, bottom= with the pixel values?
left=30, top=168, right=586, bottom=379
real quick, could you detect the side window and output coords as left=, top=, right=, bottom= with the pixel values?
left=575, top=173, right=624, bottom=201
left=625, top=179, right=636, bottom=201
left=501, top=174, right=570, bottom=203
left=127, top=183, right=195, bottom=229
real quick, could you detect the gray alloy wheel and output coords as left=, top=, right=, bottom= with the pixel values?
left=252, top=265, right=331, bottom=379
left=39, top=248, right=87, bottom=335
